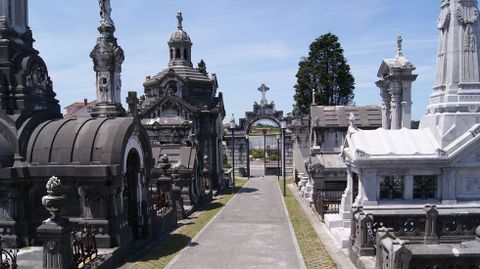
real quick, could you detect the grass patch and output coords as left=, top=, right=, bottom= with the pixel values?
left=130, top=179, right=248, bottom=269
left=281, top=179, right=337, bottom=269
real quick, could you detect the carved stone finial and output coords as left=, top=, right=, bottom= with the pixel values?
left=46, top=176, right=62, bottom=195
left=397, top=36, right=404, bottom=57
left=42, top=176, right=66, bottom=223
left=177, top=11, right=183, bottom=30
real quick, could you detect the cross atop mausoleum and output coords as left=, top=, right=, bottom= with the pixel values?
left=258, top=84, right=270, bottom=105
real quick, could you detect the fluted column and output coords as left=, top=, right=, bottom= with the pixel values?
left=390, top=86, right=402, bottom=130
left=376, top=80, right=391, bottom=129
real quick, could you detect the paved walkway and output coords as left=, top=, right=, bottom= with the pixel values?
left=166, top=176, right=305, bottom=269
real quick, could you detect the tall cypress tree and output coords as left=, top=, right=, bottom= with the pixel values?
left=294, top=33, right=355, bottom=115
left=197, top=59, right=208, bottom=76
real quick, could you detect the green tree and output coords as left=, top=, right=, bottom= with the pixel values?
left=197, top=59, right=208, bottom=76
left=294, top=33, right=355, bottom=115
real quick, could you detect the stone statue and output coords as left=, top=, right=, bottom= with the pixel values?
left=99, top=0, right=114, bottom=26
left=177, top=11, right=183, bottom=30
left=397, top=36, right=404, bottom=57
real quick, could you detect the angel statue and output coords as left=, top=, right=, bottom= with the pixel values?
left=99, top=0, right=114, bottom=26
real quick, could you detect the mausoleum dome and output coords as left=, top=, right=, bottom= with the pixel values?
left=169, top=29, right=191, bottom=44
left=168, top=12, right=193, bottom=68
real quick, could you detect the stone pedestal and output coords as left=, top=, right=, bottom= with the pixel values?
left=37, top=221, right=74, bottom=269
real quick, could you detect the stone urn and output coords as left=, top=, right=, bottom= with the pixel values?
left=42, top=176, right=66, bottom=223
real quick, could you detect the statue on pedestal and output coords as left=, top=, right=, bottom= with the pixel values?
left=99, top=0, right=114, bottom=26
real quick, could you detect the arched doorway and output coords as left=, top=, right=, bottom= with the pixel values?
left=246, top=118, right=281, bottom=177
left=124, top=149, right=141, bottom=239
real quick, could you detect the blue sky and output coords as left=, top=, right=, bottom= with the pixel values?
left=30, top=0, right=439, bottom=121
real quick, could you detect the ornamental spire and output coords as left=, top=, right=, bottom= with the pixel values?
left=90, top=0, right=125, bottom=117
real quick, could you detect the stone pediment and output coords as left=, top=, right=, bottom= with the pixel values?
left=141, top=95, right=197, bottom=118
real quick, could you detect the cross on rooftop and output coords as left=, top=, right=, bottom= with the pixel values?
left=258, top=84, right=270, bottom=105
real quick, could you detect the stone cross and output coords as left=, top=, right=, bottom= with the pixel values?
left=177, top=11, right=183, bottom=30
left=99, top=0, right=114, bottom=27
left=397, top=36, right=404, bottom=57
left=258, top=84, right=270, bottom=105
left=126, top=91, right=139, bottom=117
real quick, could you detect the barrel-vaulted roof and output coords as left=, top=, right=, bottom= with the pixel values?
left=26, top=117, right=150, bottom=168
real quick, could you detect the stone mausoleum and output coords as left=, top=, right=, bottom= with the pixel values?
left=138, top=12, right=227, bottom=200
left=341, top=0, right=480, bottom=267
left=0, top=0, right=180, bottom=255
left=304, top=106, right=381, bottom=222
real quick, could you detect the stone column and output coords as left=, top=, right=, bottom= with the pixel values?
left=339, top=167, right=353, bottom=222
left=36, top=176, right=74, bottom=269
left=376, top=80, right=391, bottom=129
left=441, top=168, right=457, bottom=204
left=400, top=81, right=413, bottom=129
left=404, top=175, right=413, bottom=200
left=360, top=170, right=378, bottom=206
left=389, top=85, right=402, bottom=130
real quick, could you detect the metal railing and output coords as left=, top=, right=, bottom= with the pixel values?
left=0, top=237, right=17, bottom=269
left=72, top=225, right=98, bottom=268
left=313, top=189, right=344, bottom=220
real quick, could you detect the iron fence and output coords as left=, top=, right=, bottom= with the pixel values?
left=72, top=225, right=98, bottom=268
left=313, top=189, right=344, bottom=220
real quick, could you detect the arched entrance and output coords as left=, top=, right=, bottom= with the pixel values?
left=246, top=118, right=281, bottom=177
left=225, top=83, right=293, bottom=179
left=124, top=149, right=141, bottom=239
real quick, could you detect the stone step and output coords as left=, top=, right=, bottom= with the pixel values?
left=330, top=227, right=351, bottom=249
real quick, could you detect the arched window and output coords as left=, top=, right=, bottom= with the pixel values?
left=184, top=49, right=188, bottom=60
left=175, top=48, right=181, bottom=59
